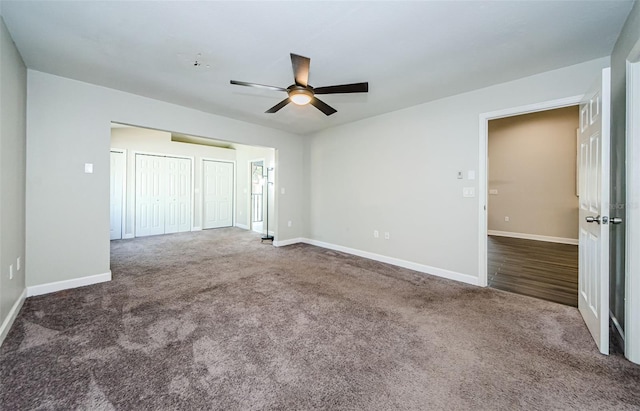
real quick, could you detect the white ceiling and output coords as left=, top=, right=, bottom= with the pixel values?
left=1, top=1, right=634, bottom=135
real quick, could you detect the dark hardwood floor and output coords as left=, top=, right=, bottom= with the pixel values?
left=488, top=235, right=578, bottom=307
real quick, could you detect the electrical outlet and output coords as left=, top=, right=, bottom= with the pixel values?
left=17, top=257, right=21, bottom=271
left=505, top=216, right=510, bottom=222
left=373, top=230, right=379, bottom=238
left=384, top=232, right=390, bottom=240
left=9, top=264, right=14, bottom=280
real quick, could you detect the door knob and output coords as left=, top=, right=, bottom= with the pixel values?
left=611, top=217, right=623, bottom=224
left=586, top=215, right=601, bottom=224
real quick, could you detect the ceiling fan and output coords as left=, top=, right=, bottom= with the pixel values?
left=230, top=53, right=368, bottom=116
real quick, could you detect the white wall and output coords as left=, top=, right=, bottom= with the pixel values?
left=26, top=70, right=305, bottom=288
left=111, top=127, right=236, bottom=235
left=308, top=57, right=609, bottom=282
left=0, top=15, right=27, bottom=343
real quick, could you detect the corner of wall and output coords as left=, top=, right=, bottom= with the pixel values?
left=0, top=15, right=28, bottom=346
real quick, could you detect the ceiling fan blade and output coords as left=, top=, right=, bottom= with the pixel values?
left=314, top=82, right=369, bottom=94
left=265, top=98, right=291, bottom=114
left=291, top=53, right=310, bottom=87
left=230, top=80, right=287, bottom=92
left=310, top=97, right=337, bottom=116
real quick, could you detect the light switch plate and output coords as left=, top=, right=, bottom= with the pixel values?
left=84, top=163, right=94, bottom=174
left=463, top=187, right=476, bottom=198
left=468, top=170, right=476, bottom=180
left=489, top=189, right=498, bottom=195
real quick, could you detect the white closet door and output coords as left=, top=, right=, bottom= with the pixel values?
left=110, top=151, right=125, bottom=240
left=135, top=154, right=165, bottom=237
left=203, top=160, right=234, bottom=229
left=165, top=157, right=192, bottom=234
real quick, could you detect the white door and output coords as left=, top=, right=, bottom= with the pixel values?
left=110, top=150, right=125, bottom=240
left=165, top=157, right=192, bottom=234
left=203, top=160, right=234, bottom=229
left=578, top=67, right=611, bottom=355
left=135, top=154, right=165, bottom=237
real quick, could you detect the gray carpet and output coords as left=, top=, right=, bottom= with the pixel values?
left=2, top=228, right=640, bottom=410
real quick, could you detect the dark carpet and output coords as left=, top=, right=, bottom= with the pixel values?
left=2, top=228, right=640, bottom=410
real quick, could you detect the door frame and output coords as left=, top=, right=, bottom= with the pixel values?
left=200, top=158, right=236, bottom=230
left=478, top=95, right=583, bottom=287
left=626, top=41, right=640, bottom=364
left=133, top=151, right=195, bottom=236
left=110, top=148, right=127, bottom=240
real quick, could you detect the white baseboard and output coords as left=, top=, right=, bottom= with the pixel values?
left=123, top=233, right=134, bottom=239
left=235, top=223, right=249, bottom=230
left=0, top=289, right=26, bottom=347
left=192, top=226, right=202, bottom=231
left=488, top=230, right=578, bottom=245
left=297, top=238, right=478, bottom=286
left=27, top=271, right=112, bottom=297
left=273, top=237, right=305, bottom=247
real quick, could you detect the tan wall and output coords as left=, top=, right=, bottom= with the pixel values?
left=488, top=106, right=579, bottom=240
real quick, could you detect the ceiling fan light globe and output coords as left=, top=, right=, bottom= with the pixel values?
left=288, top=88, right=313, bottom=106
left=290, top=94, right=312, bottom=105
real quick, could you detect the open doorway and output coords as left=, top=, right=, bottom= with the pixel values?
left=109, top=124, right=276, bottom=241
left=486, top=106, right=580, bottom=306
left=480, top=71, right=613, bottom=356
left=250, top=160, right=264, bottom=234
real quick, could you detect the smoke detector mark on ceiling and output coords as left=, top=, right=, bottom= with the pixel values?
left=193, top=61, right=210, bottom=68
left=193, top=54, right=211, bottom=69
left=177, top=52, right=211, bottom=69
